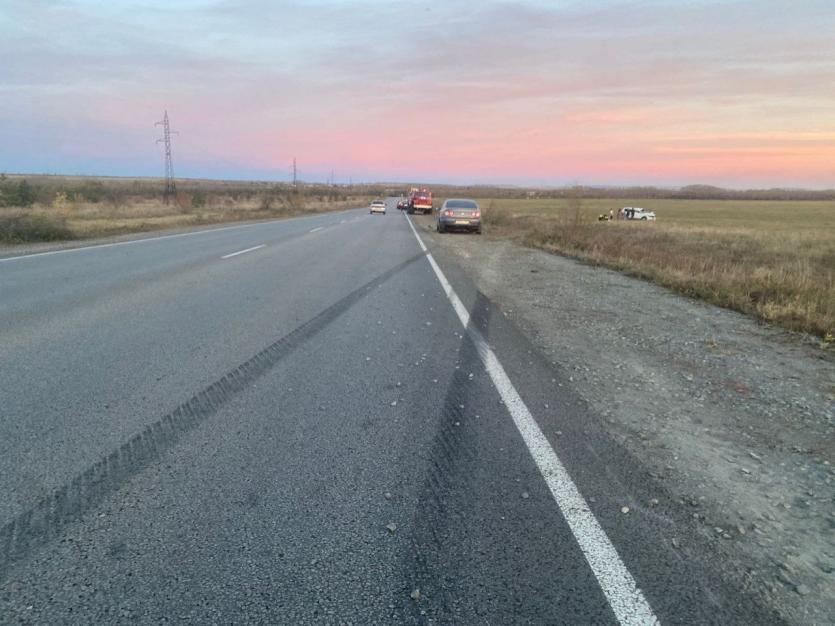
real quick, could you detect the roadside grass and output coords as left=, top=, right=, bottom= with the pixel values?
left=0, top=193, right=365, bottom=243
left=0, top=211, right=72, bottom=243
left=477, top=198, right=835, bottom=339
left=61, top=198, right=357, bottom=239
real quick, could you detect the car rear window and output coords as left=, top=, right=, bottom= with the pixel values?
left=446, top=200, right=477, bottom=209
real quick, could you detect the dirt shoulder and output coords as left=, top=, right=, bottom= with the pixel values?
left=413, top=214, right=835, bottom=625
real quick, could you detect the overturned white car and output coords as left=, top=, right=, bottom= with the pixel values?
left=622, top=207, right=656, bottom=221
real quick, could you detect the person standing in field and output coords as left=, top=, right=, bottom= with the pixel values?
left=609, top=209, right=614, bottom=221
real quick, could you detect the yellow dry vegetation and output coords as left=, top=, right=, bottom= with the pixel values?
left=1, top=196, right=360, bottom=242
left=476, top=197, right=835, bottom=339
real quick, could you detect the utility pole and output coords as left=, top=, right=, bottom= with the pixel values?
left=155, top=110, right=178, bottom=204
left=292, top=157, right=297, bottom=188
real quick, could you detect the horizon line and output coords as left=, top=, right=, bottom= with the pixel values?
left=2, top=172, right=833, bottom=194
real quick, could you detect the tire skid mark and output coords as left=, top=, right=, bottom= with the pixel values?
left=402, top=293, right=490, bottom=623
left=0, top=252, right=424, bottom=583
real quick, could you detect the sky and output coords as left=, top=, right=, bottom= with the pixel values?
left=1, top=0, right=834, bottom=188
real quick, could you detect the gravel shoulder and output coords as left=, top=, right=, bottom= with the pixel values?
left=413, top=214, right=835, bottom=625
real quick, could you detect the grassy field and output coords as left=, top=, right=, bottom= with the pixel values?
left=0, top=175, right=373, bottom=243
left=472, top=197, right=835, bottom=340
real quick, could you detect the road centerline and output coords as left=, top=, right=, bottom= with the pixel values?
left=0, top=214, right=338, bottom=264
left=404, top=213, right=658, bottom=626
left=220, top=244, right=265, bottom=259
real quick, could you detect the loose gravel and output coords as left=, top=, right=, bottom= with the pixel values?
left=415, top=214, right=835, bottom=625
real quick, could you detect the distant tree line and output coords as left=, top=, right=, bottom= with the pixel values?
left=0, top=174, right=374, bottom=209
left=1, top=174, right=833, bottom=208
left=425, top=183, right=835, bottom=201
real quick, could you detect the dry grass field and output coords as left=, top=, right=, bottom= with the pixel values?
left=473, top=197, right=835, bottom=339
left=0, top=175, right=372, bottom=242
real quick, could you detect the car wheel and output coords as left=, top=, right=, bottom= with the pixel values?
left=437, top=222, right=444, bottom=233
left=641, top=216, right=647, bottom=220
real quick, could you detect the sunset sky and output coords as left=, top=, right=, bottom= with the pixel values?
left=2, top=0, right=834, bottom=188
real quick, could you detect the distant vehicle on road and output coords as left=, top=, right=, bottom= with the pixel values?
left=622, top=207, right=656, bottom=221
left=407, top=187, right=433, bottom=214
left=396, top=198, right=408, bottom=211
left=369, top=199, right=386, bottom=215
left=437, top=198, right=481, bottom=234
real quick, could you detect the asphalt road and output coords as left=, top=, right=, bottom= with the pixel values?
left=0, top=200, right=784, bottom=624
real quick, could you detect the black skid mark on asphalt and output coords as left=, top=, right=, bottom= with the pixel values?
left=0, top=252, right=426, bottom=584
left=401, top=292, right=493, bottom=624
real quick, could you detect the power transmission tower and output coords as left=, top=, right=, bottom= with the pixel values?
left=155, top=111, right=178, bottom=204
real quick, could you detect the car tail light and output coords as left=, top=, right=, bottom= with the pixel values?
left=473, top=211, right=480, bottom=217
left=444, top=210, right=452, bottom=216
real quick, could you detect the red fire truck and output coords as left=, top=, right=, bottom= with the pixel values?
left=407, top=187, right=433, bottom=215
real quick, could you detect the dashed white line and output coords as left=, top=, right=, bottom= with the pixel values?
left=0, top=220, right=272, bottom=263
left=0, top=209, right=364, bottom=264
left=309, top=226, right=324, bottom=233
left=220, top=244, right=265, bottom=259
left=405, top=214, right=658, bottom=626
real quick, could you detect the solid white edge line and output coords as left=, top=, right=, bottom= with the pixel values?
left=0, top=208, right=362, bottom=264
left=220, top=244, right=266, bottom=259
left=405, top=214, right=658, bottom=626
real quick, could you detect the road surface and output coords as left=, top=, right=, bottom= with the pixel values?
left=0, top=200, right=782, bottom=624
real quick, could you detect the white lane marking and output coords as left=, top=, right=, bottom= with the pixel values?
left=220, top=244, right=265, bottom=259
left=405, top=214, right=658, bottom=626
left=309, top=226, right=324, bottom=233
left=0, top=210, right=361, bottom=264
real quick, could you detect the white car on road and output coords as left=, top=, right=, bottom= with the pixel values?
left=369, top=199, right=386, bottom=215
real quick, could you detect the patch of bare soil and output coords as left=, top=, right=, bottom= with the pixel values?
left=414, top=215, right=835, bottom=625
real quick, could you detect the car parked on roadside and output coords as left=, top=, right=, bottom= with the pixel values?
left=369, top=199, right=386, bottom=215
left=396, top=198, right=408, bottom=211
left=437, top=198, right=481, bottom=234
